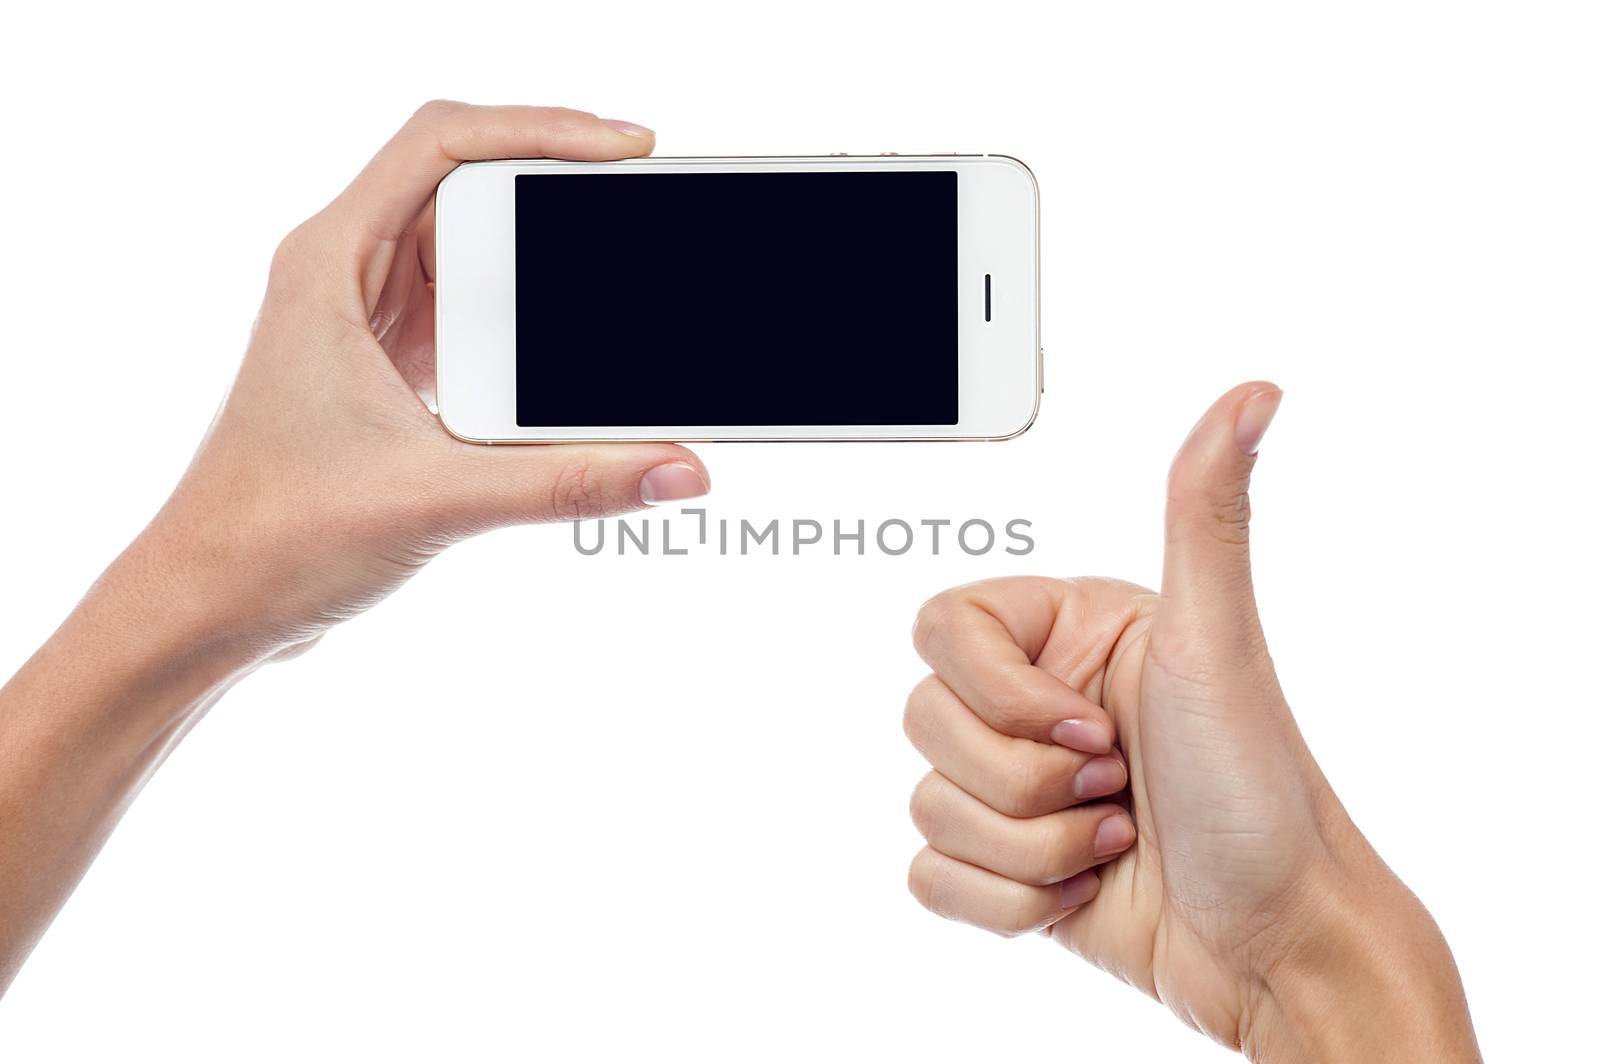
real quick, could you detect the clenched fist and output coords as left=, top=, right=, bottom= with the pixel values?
left=903, top=383, right=1481, bottom=1063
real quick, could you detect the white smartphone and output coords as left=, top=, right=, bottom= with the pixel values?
left=434, top=155, right=1040, bottom=442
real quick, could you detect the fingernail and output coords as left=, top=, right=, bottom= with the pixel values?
left=1058, top=869, right=1101, bottom=909
left=602, top=118, right=653, bottom=138
left=1093, top=815, right=1137, bottom=858
left=1235, top=387, right=1283, bottom=455
left=638, top=463, right=708, bottom=505
left=1050, top=718, right=1112, bottom=754
left=1073, top=757, right=1127, bottom=800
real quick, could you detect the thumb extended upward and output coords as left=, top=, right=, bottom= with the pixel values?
left=1160, top=382, right=1283, bottom=661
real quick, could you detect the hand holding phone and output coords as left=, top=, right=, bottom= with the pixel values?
left=150, top=102, right=713, bottom=657
left=0, top=102, right=715, bottom=997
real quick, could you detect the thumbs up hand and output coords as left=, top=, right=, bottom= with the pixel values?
left=904, top=384, right=1481, bottom=1062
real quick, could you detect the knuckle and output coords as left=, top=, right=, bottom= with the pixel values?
left=403, top=101, right=470, bottom=161
left=1167, top=481, right=1253, bottom=547
left=410, top=98, right=464, bottom=127
left=546, top=456, right=606, bottom=520
left=544, top=112, right=588, bottom=137
left=268, top=221, right=314, bottom=280
left=1000, top=745, right=1051, bottom=818
left=1024, top=819, right=1075, bottom=886
left=907, top=849, right=938, bottom=912
left=265, top=219, right=339, bottom=303
left=910, top=592, right=956, bottom=657
left=1200, top=488, right=1252, bottom=545
left=907, top=772, right=944, bottom=839
left=999, top=881, right=1043, bottom=936
left=532, top=106, right=597, bottom=136
left=901, top=675, right=942, bottom=749
left=985, top=676, right=1037, bottom=736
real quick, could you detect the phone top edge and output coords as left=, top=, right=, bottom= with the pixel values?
left=448, top=154, right=1029, bottom=166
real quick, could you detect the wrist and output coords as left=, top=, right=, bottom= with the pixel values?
left=126, top=497, right=322, bottom=669
left=47, top=528, right=273, bottom=725
left=1240, top=846, right=1481, bottom=1064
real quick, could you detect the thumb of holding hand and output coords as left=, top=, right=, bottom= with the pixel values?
left=426, top=442, right=710, bottom=536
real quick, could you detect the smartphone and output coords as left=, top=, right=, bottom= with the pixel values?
left=435, top=155, right=1040, bottom=442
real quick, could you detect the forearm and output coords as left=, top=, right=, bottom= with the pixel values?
left=0, top=536, right=258, bottom=994
left=1241, top=854, right=1482, bottom=1064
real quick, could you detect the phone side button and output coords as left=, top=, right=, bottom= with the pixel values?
left=1039, top=348, right=1045, bottom=392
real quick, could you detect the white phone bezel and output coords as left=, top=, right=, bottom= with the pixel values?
left=435, top=155, right=1039, bottom=442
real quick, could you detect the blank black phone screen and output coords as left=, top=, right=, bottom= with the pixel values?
left=514, top=170, right=958, bottom=427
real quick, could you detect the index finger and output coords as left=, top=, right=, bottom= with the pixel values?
left=335, top=101, right=655, bottom=243
left=911, top=577, right=1117, bottom=749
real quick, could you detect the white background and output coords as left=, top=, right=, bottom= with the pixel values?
left=1, top=2, right=1596, bottom=1060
